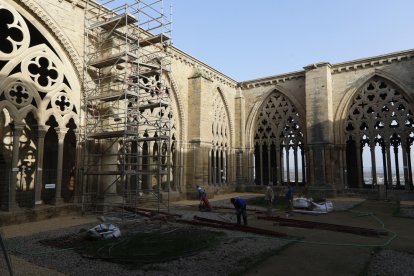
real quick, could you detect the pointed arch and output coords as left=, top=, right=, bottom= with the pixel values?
left=246, top=86, right=305, bottom=148
left=246, top=88, right=306, bottom=186
left=341, top=74, right=414, bottom=189
left=335, top=70, right=414, bottom=144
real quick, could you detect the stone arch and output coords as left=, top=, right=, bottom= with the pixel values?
left=249, top=89, right=306, bottom=186
left=165, top=72, right=185, bottom=142
left=335, top=70, right=414, bottom=144
left=0, top=1, right=80, bottom=209
left=209, top=86, right=232, bottom=185
left=213, top=85, right=235, bottom=148
left=245, top=86, right=305, bottom=149
left=341, top=74, right=414, bottom=189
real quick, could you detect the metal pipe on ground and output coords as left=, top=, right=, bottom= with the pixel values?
left=184, top=216, right=287, bottom=237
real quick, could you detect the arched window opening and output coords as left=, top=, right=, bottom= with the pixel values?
left=253, top=92, right=305, bottom=186
left=209, top=89, right=230, bottom=185
left=345, top=77, right=414, bottom=190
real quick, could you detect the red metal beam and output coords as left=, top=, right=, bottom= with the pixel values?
left=258, top=216, right=388, bottom=236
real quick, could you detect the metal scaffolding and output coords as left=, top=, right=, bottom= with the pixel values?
left=81, top=0, right=172, bottom=217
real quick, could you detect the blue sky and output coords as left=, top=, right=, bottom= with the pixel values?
left=172, top=0, right=414, bottom=81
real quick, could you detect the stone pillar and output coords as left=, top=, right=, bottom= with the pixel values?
left=235, top=88, right=245, bottom=185
left=393, top=144, right=401, bottom=187
left=304, top=62, right=334, bottom=188
left=35, top=125, right=50, bottom=205
left=212, top=148, right=217, bottom=184
left=267, top=144, right=271, bottom=184
left=276, top=141, right=282, bottom=185
left=186, top=72, right=213, bottom=195
left=355, top=141, right=363, bottom=188
left=294, top=146, right=298, bottom=185
left=55, top=127, right=68, bottom=204
left=286, top=147, right=290, bottom=184
left=401, top=139, right=410, bottom=190
left=259, top=144, right=263, bottom=185
left=381, top=144, right=389, bottom=187
left=369, top=142, right=377, bottom=185
left=218, top=149, right=222, bottom=185
left=385, top=142, right=393, bottom=187
left=9, top=122, right=25, bottom=211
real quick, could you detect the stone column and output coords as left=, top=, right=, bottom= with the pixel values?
left=355, top=141, right=363, bottom=188
left=276, top=141, right=282, bottom=185
left=286, top=147, right=290, bottom=184
left=213, top=148, right=217, bottom=184
left=406, top=143, right=413, bottom=189
left=294, top=146, right=299, bottom=185
left=259, top=143, right=263, bottom=185
left=9, top=122, right=25, bottom=211
left=381, top=144, right=388, bottom=187
left=401, top=139, right=410, bottom=190
left=218, top=149, right=222, bottom=185
left=267, top=144, right=271, bottom=184
left=369, top=142, right=377, bottom=185
left=393, top=144, right=401, bottom=187
left=55, top=127, right=68, bottom=204
left=385, top=142, right=393, bottom=187
left=35, top=125, right=50, bottom=205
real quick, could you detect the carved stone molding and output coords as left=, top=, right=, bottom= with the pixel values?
left=331, top=50, right=414, bottom=74
left=172, top=48, right=237, bottom=89
left=239, top=71, right=305, bottom=89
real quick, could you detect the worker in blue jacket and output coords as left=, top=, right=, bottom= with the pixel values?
left=230, top=197, right=247, bottom=225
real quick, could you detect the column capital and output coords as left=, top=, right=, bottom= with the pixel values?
left=55, top=127, right=68, bottom=141
left=38, top=125, right=50, bottom=137
left=12, top=121, right=26, bottom=132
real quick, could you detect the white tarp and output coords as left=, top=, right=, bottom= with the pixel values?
left=87, top=223, right=121, bottom=240
left=293, top=197, right=333, bottom=213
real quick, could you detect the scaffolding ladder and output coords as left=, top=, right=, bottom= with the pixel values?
left=81, top=0, right=172, bottom=218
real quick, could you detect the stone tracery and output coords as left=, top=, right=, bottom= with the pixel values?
left=345, top=76, right=414, bottom=189
left=0, top=2, right=79, bottom=210
left=253, top=91, right=305, bottom=186
left=209, top=88, right=230, bottom=185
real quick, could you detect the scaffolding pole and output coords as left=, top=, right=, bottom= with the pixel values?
left=81, top=0, right=172, bottom=218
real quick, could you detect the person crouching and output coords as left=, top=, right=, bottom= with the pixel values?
left=230, top=197, right=247, bottom=226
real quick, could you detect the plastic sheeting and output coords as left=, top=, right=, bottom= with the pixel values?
left=87, top=223, right=121, bottom=240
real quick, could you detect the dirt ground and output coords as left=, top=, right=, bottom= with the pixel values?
left=1, top=193, right=413, bottom=275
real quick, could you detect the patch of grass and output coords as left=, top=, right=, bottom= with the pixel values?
left=44, top=228, right=224, bottom=268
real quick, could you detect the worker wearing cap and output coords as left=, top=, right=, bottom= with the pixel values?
left=264, top=185, right=275, bottom=216
left=230, top=197, right=247, bottom=225
left=196, top=185, right=212, bottom=211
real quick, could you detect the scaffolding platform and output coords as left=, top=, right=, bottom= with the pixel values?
left=139, top=33, right=170, bottom=47
left=89, top=90, right=138, bottom=102
left=88, top=130, right=137, bottom=139
left=89, top=13, right=137, bottom=31
left=89, top=52, right=137, bottom=68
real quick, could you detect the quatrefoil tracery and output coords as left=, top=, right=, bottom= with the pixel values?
left=52, top=92, right=73, bottom=115
left=5, top=83, right=33, bottom=107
